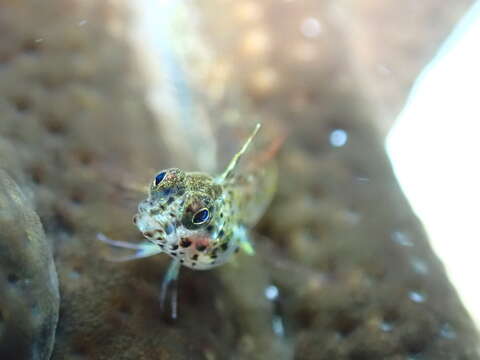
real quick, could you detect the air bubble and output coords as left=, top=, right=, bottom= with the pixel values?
left=440, top=323, right=457, bottom=339
left=329, top=129, right=348, bottom=147
left=264, top=285, right=284, bottom=337
left=300, top=17, right=322, bottom=38
left=355, top=176, right=370, bottom=184
left=68, top=270, right=81, bottom=280
left=391, top=231, right=414, bottom=247
left=264, top=285, right=279, bottom=300
left=410, top=257, right=429, bottom=275
left=376, top=64, right=391, bottom=76
left=408, top=291, right=426, bottom=303
left=379, top=321, right=394, bottom=332
left=272, top=315, right=285, bottom=336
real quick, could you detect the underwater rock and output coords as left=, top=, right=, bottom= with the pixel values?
left=0, top=170, right=59, bottom=360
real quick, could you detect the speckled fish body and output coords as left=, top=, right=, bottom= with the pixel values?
left=134, top=127, right=276, bottom=270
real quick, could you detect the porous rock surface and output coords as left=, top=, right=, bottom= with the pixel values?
left=0, top=169, right=59, bottom=360
left=0, top=0, right=478, bottom=359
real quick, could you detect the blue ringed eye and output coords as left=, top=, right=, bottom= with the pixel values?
left=154, top=171, right=166, bottom=186
left=192, top=208, right=209, bottom=224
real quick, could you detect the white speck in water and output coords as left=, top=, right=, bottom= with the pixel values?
left=272, top=315, right=285, bottom=336
left=264, top=285, right=284, bottom=337
left=376, top=64, right=392, bottom=76
left=406, top=355, right=422, bottom=360
left=355, top=176, right=370, bottom=184
left=68, top=270, right=81, bottom=279
left=35, top=38, right=44, bottom=43
left=391, top=231, right=414, bottom=247
left=329, top=129, right=348, bottom=147
left=343, top=210, right=361, bottom=225
left=265, top=285, right=279, bottom=300
left=300, top=17, right=322, bottom=38
left=410, top=257, right=429, bottom=275
left=380, top=321, right=394, bottom=332
left=78, top=20, right=88, bottom=26
left=440, top=323, right=457, bottom=339
left=408, top=291, right=426, bottom=303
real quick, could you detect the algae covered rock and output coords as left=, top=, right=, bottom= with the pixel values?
left=0, top=170, right=60, bottom=360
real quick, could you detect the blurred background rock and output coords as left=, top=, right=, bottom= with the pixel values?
left=0, top=0, right=478, bottom=359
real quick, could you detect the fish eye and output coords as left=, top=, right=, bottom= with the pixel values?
left=192, top=208, right=209, bottom=225
left=154, top=171, right=167, bottom=186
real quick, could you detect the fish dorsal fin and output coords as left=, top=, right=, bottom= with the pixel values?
left=219, top=123, right=261, bottom=182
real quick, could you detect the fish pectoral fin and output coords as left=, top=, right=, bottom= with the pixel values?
left=96, top=232, right=162, bottom=261
left=160, top=259, right=181, bottom=320
left=239, top=238, right=255, bottom=256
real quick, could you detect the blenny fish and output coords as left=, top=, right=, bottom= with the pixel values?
left=98, top=124, right=277, bottom=318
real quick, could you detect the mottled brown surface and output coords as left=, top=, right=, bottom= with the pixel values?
left=0, top=170, right=59, bottom=360
left=0, top=0, right=478, bottom=359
